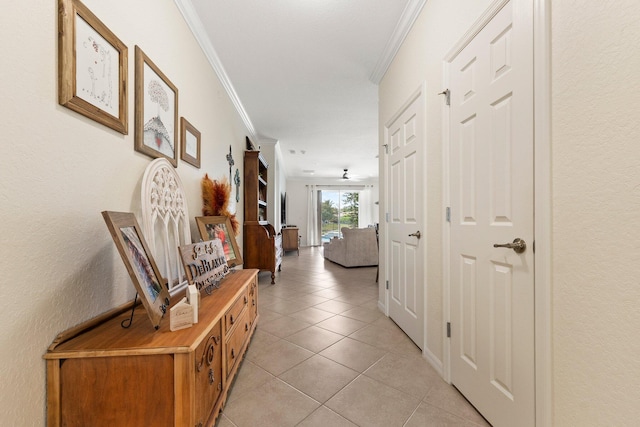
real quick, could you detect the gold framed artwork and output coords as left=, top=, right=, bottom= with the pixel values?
left=102, top=211, right=171, bottom=330
left=180, top=117, right=201, bottom=168
left=135, top=46, right=179, bottom=167
left=58, top=0, right=128, bottom=134
left=196, top=216, right=243, bottom=268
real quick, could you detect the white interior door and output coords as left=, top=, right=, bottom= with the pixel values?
left=386, top=87, right=425, bottom=350
left=449, top=1, right=534, bottom=426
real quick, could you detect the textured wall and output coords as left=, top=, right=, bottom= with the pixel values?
left=378, top=0, right=493, bottom=374
left=0, top=0, right=249, bottom=425
left=551, top=0, right=640, bottom=424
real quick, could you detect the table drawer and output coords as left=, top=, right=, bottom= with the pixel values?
left=225, top=289, right=248, bottom=334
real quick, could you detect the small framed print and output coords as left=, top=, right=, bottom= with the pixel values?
left=135, top=46, right=179, bottom=167
left=195, top=216, right=243, bottom=268
left=102, top=211, right=171, bottom=330
left=58, top=0, right=128, bottom=134
left=180, top=117, right=201, bottom=168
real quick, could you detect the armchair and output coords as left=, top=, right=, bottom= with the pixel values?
left=323, top=227, right=379, bottom=267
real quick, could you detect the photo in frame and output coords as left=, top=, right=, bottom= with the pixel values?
left=135, top=46, right=179, bottom=167
left=196, top=216, right=243, bottom=267
left=180, top=117, right=201, bottom=168
left=102, top=211, right=171, bottom=330
left=58, top=0, right=128, bottom=134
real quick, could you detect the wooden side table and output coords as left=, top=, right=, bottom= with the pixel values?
left=282, top=227, right=299, bottom=255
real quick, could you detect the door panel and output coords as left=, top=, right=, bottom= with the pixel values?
left=449, top=1, right=534, bottom=426
left=386, top=88, right=425, bottom=350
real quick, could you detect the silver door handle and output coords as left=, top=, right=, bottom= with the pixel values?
left=408, top=231, right=421, bottom=239
left=493, top=238, right=526, bottom=254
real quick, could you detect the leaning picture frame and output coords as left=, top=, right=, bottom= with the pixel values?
left=180, top=117, right=201, bottom=168
left=135, top=46, right=179, bottom=167
left=58, top=0, right=128, bottom=134
left=102, top=211, right=171, bottom=330
left=195, top=216, right=243, bottom=268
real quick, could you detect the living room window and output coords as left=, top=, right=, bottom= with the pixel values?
left=320, top=190, right=359, bottom=243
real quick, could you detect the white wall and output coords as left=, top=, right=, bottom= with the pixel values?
left=380, top=0, right=640, bottom=424
left=551, top=1, right=640, bottom=424
left=257, top=139, right=287, bottom=231
left=0, top=0, right=249, bottom=425
left=378, top=0, right=494, bottom=376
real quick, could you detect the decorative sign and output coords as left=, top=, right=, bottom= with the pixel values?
left=179, top=239, right=230, bottom=294
left=170, top=297, right=194, bottom=331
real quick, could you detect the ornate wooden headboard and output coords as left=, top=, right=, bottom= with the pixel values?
left=140, top=158, right=192, bottom=295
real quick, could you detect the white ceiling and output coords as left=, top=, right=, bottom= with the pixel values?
left=178, top=0, right=425, bottom=181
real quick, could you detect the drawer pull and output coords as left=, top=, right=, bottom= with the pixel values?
left=252, top=298, right=256, bottom=306
left=244, top=295, right=248, bottom=304
left=245, top=323, right=249, bottom=332
left=208, top=368, right=215, bottom=385
left=231, top=348, right=236, bottom=359
left=229, top=315, right=234, bottom=325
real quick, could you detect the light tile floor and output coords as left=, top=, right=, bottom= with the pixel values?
left=217, top=247, right=490, bottom=427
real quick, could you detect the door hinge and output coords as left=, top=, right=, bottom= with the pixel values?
left=447, top=322, right=451, bottom=338
left=446, top=207, right=451, bottom=222
left=385, top=212, right=390, bottom=223
left=386, top=280, right=389, bottom=290
left=439, top=89, right=450, bottom=106
left=382, top=144, right=389, bottom=154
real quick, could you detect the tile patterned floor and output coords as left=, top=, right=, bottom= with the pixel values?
left=217, top=247, right=490, bottom=427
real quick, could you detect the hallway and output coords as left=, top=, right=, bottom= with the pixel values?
left=217, top=247, right=489, bottom=426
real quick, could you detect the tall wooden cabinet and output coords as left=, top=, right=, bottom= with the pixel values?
left=243, top=150, right=282, bottom=284
left=45, top=269, right=259, bottom=427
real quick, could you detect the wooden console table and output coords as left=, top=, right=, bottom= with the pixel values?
left=282, top=227, right=299, bottom=255
left=44, top=269, right=259, bottom=427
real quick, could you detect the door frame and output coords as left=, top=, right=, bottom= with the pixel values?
left=441, top=0, right=551, bottom=426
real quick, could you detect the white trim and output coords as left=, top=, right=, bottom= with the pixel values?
left=173, top=0, right=258, bottom=143
left=369, top=0, right=428, bottom=84
left=444, top=0, right=510, bottom=62
left=533, top=0, right=552, bottom=425
left=441, top=58, right=452, bottom=383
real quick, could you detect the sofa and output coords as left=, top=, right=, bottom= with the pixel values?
left=323, top=227, right=379, bottom=267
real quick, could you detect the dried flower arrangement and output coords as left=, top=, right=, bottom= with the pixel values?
left=201, top=174, right=240, bottom=234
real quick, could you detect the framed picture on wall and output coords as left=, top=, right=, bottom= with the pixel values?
left=195, top=216, right=243, bottom=268
left=180, top=117, right=201, bottom=168
left=134, top=46, right=179, bottom=167
left=58, top=0, right=128, bottom=134
left=102, top=211, right=171, bottom=330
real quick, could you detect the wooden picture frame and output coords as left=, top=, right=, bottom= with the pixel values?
left=58, top=0, right=128, bottom=134
left=102, top=211, right=171, bottom=330
left=135, top=46, right=179, bottom=167
left=196, top=216, right=243, bottom=268
left=180, top=117, right=201, bottom=168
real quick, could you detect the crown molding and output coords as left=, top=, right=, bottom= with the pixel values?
left=173, top=0, right=258, bottom=142
left=369, top=0, right=428, bottom=84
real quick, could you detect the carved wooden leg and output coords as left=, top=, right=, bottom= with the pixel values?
left=270, top=271, right=276, bottom=284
